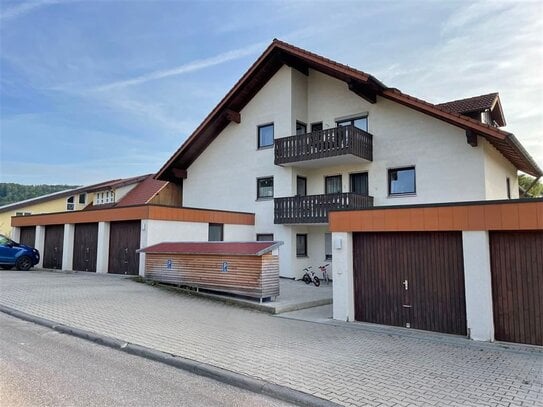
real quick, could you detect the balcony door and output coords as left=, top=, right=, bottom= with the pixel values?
left=297, top=176, right=307, bottom=196
left=350, top=172, right=368, bottom=195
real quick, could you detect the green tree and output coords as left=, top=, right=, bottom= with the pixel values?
left=519, top=175, right=543, bottom=197
left=0, top=183, right=80, bottom=206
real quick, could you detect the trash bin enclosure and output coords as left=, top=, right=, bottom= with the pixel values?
left=139, top=241, right=282, bottom=300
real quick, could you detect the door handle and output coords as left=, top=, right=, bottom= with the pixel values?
left=402, top=304, right=412, bottom=308
left=403, top=279, right=408, bottom=290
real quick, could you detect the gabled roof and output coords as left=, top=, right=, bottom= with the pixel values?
left=437, top=93, right=505, bottom=127
left=156, top=39, right=541, bottom=179
left=0, top=174, right=154, bottom=214
left=116, top=175, right=168, bottom=207
left=85, top=174, right=151, bottom=193
left=138, top=241, right=282, bottom=256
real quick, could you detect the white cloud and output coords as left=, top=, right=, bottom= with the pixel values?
left=93, top=41, right=268, bottom=91
left=0, top=0, right=65, bottom=22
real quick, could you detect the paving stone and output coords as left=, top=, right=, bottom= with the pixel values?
left=1, top=270, right=542, bottom=407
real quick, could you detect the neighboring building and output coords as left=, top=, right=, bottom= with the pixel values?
left=10, top=173, right=253, bottom=275
left=0, top=174, right=152, bottom=236
left=156, top=39, right=541, bottom=281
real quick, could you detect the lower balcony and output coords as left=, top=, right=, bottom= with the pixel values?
left=274, top=193, right=374, bottom=224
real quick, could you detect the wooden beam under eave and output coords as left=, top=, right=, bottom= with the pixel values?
left=348, top=81, right=376, bottom=104
left=225, top=109, right=241, bottom=124
left=172, top=168, right=187, bottom=179
left=280, top=53, right=309, bottom=76
left=466, top=129, right=478, bottom=147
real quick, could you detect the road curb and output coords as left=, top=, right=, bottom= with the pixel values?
left=0, top=305, right=340, bottom=407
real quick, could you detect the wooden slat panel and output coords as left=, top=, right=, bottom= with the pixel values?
left=108, top=221, right=141, bottom=275
left=489, top=231, right=543, bottom=346
left=12, top=204, right=254, bottom=227
left=73, top=223, right=98, bottom=272
left=19, top=226, right=36, bottom=248
left=353, top=232, right=466, bottom=335
left=145, top=252, right=279, bottom=299
left=43, top=225, right=64, bottom=269
left=330, top=200, right=543, bottom=232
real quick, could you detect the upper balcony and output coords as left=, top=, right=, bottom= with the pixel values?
left=274, top=124, right=373, bottom=167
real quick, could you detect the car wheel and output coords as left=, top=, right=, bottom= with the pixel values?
left=16, top=256, right=33, bottom=271
left=1, top=265, right=13, bottom=270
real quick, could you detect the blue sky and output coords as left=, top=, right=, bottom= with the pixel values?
left=1, top=0, right=542, bottom=185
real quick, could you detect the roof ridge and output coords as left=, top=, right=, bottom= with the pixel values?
left=437, top=92, right=499, bottom=106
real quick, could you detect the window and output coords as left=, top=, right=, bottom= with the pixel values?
left=296, top=121, right=307, bottom=135
left=350, top=172, right=368, bottom=195
left=257, top=234, right=274, bottom=241
left=506, top=177, right=511, bottom=199
left=337, top=116, right=368, bottom=131
left=325, top=175, right=342, bottom=194
left=208, top=223, right=224, bottom=241
left=78, top=193, right=86, bottom=204
left=95, top=190, right=115, bottom=205
left=257, top=177, right=274, bottom=199
left=258, top=123, right=274, bottom=148
left=296, top=234, right=307, bottom=257
left=67, top=196, right=75, bottom=211
left=311, top=122, right=323, bottom=132
left=388, top=167, right=416, bottom=195
left=296, top=176, right=307, bottom=196
left=325, top=233, right=332, bottom=260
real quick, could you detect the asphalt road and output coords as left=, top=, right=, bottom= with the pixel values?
left=0, top=313, right=293, bottom=407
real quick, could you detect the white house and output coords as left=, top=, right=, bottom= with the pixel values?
left=156, top=39, right=541, bottom=281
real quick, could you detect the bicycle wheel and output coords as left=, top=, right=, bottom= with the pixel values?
left=313, top=276, right=321, bottom=287
left=302, top=274, right=311, bottom=284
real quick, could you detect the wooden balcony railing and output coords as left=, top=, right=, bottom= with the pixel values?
left=274, top=125, right=373, bottom=165
left=274, top=193, right=374, bottom=224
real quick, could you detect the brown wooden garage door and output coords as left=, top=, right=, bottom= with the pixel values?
left=73, top=223, right=98, bottom=272
left=108, top=221, right=140, bottom=275
left=19, top=226, right=36, bottom=248
left=353, top=232, right=466, bottom=335
left=490, top=231, right=543, bottom=346
left=43, top=225, right=64, bottom=269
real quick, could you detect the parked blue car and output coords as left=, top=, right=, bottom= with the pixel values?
left=0, top=234, right=40, bottom=271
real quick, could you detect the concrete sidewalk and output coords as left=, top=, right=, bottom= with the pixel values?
left=1, top=270, right=542, bottom=407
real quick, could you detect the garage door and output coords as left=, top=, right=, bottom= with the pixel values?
left=490, top=231, right=543, bottom=346
left=354, top=232, right=466, bottom=335
left=108, top=221, right=140, bottom=275
left=19, top=226, right=36, bottom=248
left=73, top=223, right=98, bottom=272
left=43, top=225, right=64, bottom=269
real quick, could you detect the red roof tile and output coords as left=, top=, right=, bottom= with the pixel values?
left=138, top=241, right=282, bottom=256
left=437, top=93, right=499, bottom=114
left=116, top=175, right=168, bottom=207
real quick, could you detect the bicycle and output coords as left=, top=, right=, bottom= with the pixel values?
left=319, top=263, right=330, bottom=285
left=302, top=266, right=320, bottom=287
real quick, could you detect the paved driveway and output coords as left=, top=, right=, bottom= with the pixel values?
left=1, top=270, right=541, bottom=407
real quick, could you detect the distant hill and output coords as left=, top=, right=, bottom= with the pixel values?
left=0, top=183, right=81, bottom=206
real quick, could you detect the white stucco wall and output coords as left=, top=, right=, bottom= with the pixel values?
left=462, top=231, right=495, bottom=341
left=331, top=232, right=354, bottom=321
left=179, top=65, right=521, bottom=279
left=482, top=138, right=519, bottom=199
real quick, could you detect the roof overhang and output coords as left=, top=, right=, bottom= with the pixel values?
left=156, top=39, right=542, bottom=181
